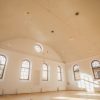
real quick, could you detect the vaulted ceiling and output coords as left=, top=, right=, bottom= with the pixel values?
left=0, top=0, right=100, bottom=63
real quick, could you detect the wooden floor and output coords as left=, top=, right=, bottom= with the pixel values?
left=0, top=91, right=100, bottom=100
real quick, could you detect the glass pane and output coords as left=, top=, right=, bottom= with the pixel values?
left=42, top=64, right=48, bottom=70
left=75, top=72, right=80, bottom=80
left=92, top=60, right=100, bottom=68
left=20, top=73, right=29, bottom=79
left=22, top=60, right=30, bottom=68
left=74, top=65, right=79, bottom=71
left=97, top=71, right=100, bottom=78
left=21, top=68, right=25, bottom=72
left=0, top=65, right=4, bottom=70
left=57, top=73, right=61, bottom=81
left=20, top=67, right=29, bottom=80
left=95, top=71, right=100, bottom=78
left=42, top=71, right=47, bottom=80
left=57, top=66, right=61, bottom=72
left=24, top=68, right=29, bottom=73
left=0, top=56, right=6, bottom=65
left=24, top=76, right=28, bottom=79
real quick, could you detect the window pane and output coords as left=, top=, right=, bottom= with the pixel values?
left=43, top=64, right=48, bottom=70
left=97, top=71, right=100, bottom=78
left=95, top=71, right=100, bottom=78
left=73, top=64, right=80, bottom=80
left=74, top=65, right=79, bottom=71
left=0, top=56, right=6, bottom=65
left=20, top=60, right=30, bottom=80
left=75, top=72, right=80, bottom=80
left=42, top=71, right=48, bottom=80
left=0, top=55, right=6, bottom=79
left=57, top=73, right=62, bottom=81
left=24, top=76, right=28, bottom=79
left=42, top=64, right=48, bottom=81
left=57, top=66, right=62, bottom=81
left=20, top=69, right=29, bottom=80
left=22, top=60, right=30, bottom=68
left=57, top=66, right=61, bottom=72
left=24, top=68, right=29, bottom=73
left=91, top=60, right=100, bottom=79
left=0, top=65, right=4, bottom=70
left=92, top=60, right=100, bottom=68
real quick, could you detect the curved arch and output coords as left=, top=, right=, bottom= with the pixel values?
left=42, top=63, right=49, bottom=81
left=91, top=60, right=100, bottom=68
left=73, top=64, right=80, bottom=81
left=91, top=60, right=100, bottom=79
left=20, top=59, right=31, bottom=80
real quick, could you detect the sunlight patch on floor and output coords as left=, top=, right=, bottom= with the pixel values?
left=0, top=91, right=100, bottom=100
left=76, top=93, right=100, bottom=96
left=52, top=96, right=98, bottom=100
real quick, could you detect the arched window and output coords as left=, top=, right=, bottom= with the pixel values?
left=0, top=55, right=7, bottom=79
left=73, top=64, right=80, bottom=80
left=57, top=66, right=62, bottom=81
left=42, top=63, right=48, bottom=81
left=20, top=60, right=31, bottom=80
left=91, top=60, right=100, bottom=79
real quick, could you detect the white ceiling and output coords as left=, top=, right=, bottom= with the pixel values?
left=0, top=0, right=100, bottom=63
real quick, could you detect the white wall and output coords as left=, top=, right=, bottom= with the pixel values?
left=66, top=56, right=100, bottom=91
left=0, top=38, right=67, bottom=95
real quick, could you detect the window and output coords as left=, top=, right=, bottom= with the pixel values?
left=73, top=64, right=80, bottom=81
left=57, top=66, right=62, bottom=81
left=34, top=43, right=43, bottom=53
left=91, top=60, right=100, bottom=79
left=0, top=55, right=7, bottom=79
left=42, top=63, right=48, bottom=81
left=20, top=60, right=30, bottom=80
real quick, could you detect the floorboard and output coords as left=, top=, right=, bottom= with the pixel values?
left=0, top=91, right=100, bottom=100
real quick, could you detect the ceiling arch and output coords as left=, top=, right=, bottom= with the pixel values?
left=0, top=0, right=100, bottom=62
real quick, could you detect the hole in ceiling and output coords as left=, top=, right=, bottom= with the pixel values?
left=51, top=30, right=54, bottom=34
left=75, top=12, right=79, bottom=16
left=26, top=11, right=30, bottom=14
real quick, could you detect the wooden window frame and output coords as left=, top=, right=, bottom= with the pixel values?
left=73, top=64, right=80, bottom=81
left=20, top=59, right=30, bottom=80
left=91, top=60, right=100, bottom=79
left=42, top=63, right=49, bottom=81
left=57, top=66, right=62, bottom=81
